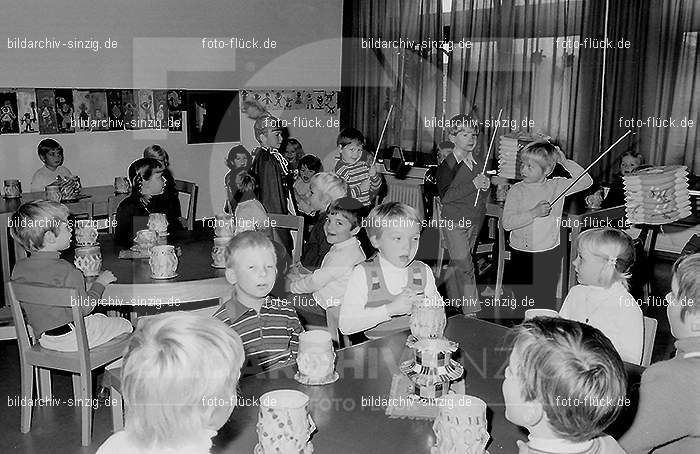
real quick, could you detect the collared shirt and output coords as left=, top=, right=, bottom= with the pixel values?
left=213, top=291, right=302, bottom=373
left=453, top=151, right=477, bottom=171
left=527, top=435, right=625, bottom=453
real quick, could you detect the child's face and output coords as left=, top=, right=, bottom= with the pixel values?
left=307, top=182, right=327, bottom=212
left=41, top=148, right=64, bottom=170
left=227, top=246, right=277, bottom=300
left=520, top=156, right=548, bottom=183
left=502, top=347, right=533, bottom=427
left=572, top=247, right=604, bottom=287
left=233, top=153, right=248, bottom=169
left=260, top=129, right=283, bottom=149
left=324, top=212, right=358, bottom=245
left=141, top=168, right=165, bottom=196
left=339, top=141, right=363, bottom=165
left=283, top=146, right=299, bottom=164
left=620, top=155, right=641, bottom=175
left=449, top=128, right=478, bottom=153
left=299, top=165, right=315, bottom=183
left=370, top=222, right=421, bottom=268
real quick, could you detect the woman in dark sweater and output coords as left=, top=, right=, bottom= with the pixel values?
left=143, top=145, right=182, bottom=225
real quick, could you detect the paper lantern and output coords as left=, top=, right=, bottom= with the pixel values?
left=410, top=296, right=446, bottom=339
left=255, top=390, right=315, bottom=454
left=149, top=245, right=178, bottom=279
left=3, top=179, right=22, bottom=198
left=74, top=246, right=102, bottom=277
left=147, top=213, right=169, bottom=236
left=623, top=165, right=691, bottom=225
left=74, top=220, right=98, bottom=246
left=401, top=337, right=463, bottom=400
left=211, top=237, right=229, bottom=268
left=431, top=394, right=489, bottom=454
left=295, top=330, right=338, bottom=385
left=113, top=176, right=130, bottom=194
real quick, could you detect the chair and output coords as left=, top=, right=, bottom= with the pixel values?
left=7, top=282, right=131, bottom=446
left=106, top=194, right=128, bottom=234
left=267, top=214, right=304, bottom=264
left=173, top=179, right=198, bottom=231
left=641, top=316, right=657, bottom=367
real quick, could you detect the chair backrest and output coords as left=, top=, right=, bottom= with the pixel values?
left=6, top=282, right=91, bottom=373
left=641, top=316, right=657, bottom=367
left=267, top=214, right=304, bottom=264
left=432, top=196, right=446, bottom=277
left=107, top=194, right=128, bottom=234
left=174, top=179, right=198, bottom=231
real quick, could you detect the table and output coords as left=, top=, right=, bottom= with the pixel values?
left=218, top=316, right=642, bottom=454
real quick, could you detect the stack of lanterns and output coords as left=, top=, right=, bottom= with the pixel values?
left=74, top=220, right=101, bottom=277
left=497, top=133, right=537, bottom=180
left=623, top=165, right=691, bottom=225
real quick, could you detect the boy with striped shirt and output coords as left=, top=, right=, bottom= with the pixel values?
left=333, top=128, right=381, bottom=208
left=213, top=231, right=303, bottom=375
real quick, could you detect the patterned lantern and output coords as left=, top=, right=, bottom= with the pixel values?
left=74, top=245, right=102, bottom=277
left=255, top=390, right=316, bottom=454
left=410, top=296, right=446, bottom=339
left=623, top=165, right=691, bottom=225
left=113, top=176, right=130, bottom=194
left=147, top=213, right=169, bottom=236
left=211, top=237, right=229, bottom=268
left=432, top=394, right=489, bottom=454
left=149, top=245, right=178, bottom=279
left=74, top=220, right=98, bottom=246
left=401, top=337, right=463, bottom=400
left=295, top=330, right=337, bottom=385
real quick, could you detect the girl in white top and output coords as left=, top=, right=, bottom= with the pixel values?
left=559, top=228, right=644, bottom=364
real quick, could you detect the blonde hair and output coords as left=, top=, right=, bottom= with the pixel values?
left=521, top=140, right=559, bottom=174
left=10, top=200, right=68, bottom=252
left=365, top=202, right=422, bottom=239
left=122, top=312, right=244, bottom=449
left=578, top=228, right=636, bottom=288
left=309, top=172, right=348, bottom=206
left=224, top=230, right=276, bottom=269
left=672, top=253, right=700, bottom=321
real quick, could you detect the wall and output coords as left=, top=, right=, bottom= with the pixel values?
left=0, top=0, right=342, bottom=218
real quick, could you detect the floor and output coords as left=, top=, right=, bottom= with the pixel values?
left=0, top=255, right=677, bottom=453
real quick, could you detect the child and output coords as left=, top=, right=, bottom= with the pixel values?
left=300, top=172, right=348, bottom=270
left=30, top=138, right=74, bottom=192
left=619, top=253, right=700, bottom=453
left=434, top=115, right=490, bottom=315
left=503, top=317, right=628, bottom=453
left=280, top=137, right=305, bottom=172
left=333, top=128, right=381, bottom=209
left=233, top=172, right=269, bottom=235
left=143, top=144, right=183, bottom=226
left=503, top=140, right=593, bottom=312
left=559, top=228, right=644, bottom=364
left=96, top=312, right=244, bottom=454
left=294, top=154, right=323, bottom=216
left=10, top=200, right=131, bottom=351
left=339, top=202, right=442, bottom=337
left=224, top=145, right=252, bottom=214
left=287, top=197, right=366, bottom=326
left=601, top=150, right=643, bottom=208
left=213, top=231, right=303, bottom=374
left=423, top=141, right=454, bottom=220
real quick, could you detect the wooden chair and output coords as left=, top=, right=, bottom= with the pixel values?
left=173, top=179, right=198, bottom=231
left=641, top=315, right=658, bottom=367
left=106, top=194, right=128, bottom=234
left=7, top=282, right=131, bottom=446
left=267, top=214, right=304, bottom=264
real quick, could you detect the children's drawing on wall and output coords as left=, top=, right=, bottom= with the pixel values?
left=72, top=90, right=91, bottom=132
left=0, top=90, right=20, bottom=134
left=167, top=90, right=184, bottom=132
left=54, top=89, right=75, bottom=133
left=107, top=90, right=124, bottom=130
left=122, top=89, right=138, bottom=130
left=35, top=88, right=58, bottom=135
left=153, top=90, right=168, bottom=129
left=138, top=89, right=155, bottom=125
left=16, top=89, right=37, bottom=134
left=186, top=90, right=240, bottom=144
left=89, top=90, right=108, bottom=131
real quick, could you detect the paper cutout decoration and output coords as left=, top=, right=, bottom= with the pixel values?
left=623, top=165, right=691, bottom=225
left=122, top=90, right=138, bottom=130
left=167, top=90, right=184, bottom=131
left=89, top=91, right=108, bottom=131
left=16, top=89, right=38, bottom=134
left=186, top=90, right=240, bottom=144
left=36, top=89, right=58, bottom=134
left=54, top=89, right=75, bottom=133
left=73, top=90, right=92, bottom=132
left=153, top=90, right=168, bottom=129
left=138, top=89, right=155, bottom=127
left=0, top=90, right=20, bottom=134
left=107, top=90, right=124, bottom=130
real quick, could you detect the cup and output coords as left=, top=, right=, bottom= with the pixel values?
left=524, top=309, right=559, bottom=320
left=296, top=330, right=336, bottom=381
left=432, top=394, right=489, bottom=454
left=211, top=236, right=230, bottom=268
left=114, top=176, right=130, bottom=194
left=3, top=179, right=22, bottom=198
left=149, top=245, right=178, bottom=278
left=74, top=220, right=99, bottom=246
left=74, top=246, right=102, bottom=277
left=410, top=295, right=446, bottom=339
left=44, top=185, right=62, bottom=202
left=255, top=390, right=316, bottom=454
left=134, top=229, right=158, bottom=250
left=147, top=213, right=169, bottom=236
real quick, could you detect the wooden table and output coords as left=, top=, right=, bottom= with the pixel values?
left=218, top=316, right=642, bottom=454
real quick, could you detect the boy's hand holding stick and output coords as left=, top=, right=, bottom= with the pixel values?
left=474, top=108, right=503, bottom=207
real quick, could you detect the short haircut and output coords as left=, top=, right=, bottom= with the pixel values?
left=226, top=145, right=251, bottom=169
left=336, top=127, right=365, bottom=147
left=365, top=202, right=422, bottom=239
left=520, top=140, right=559, bottom=173
left=672, top=253, right=700, bottom=321
left=512, top=317, right=627, bottom=442
left=327, top=197, right=364, bottom=229
left=299, top=154, right=322, bottom=173
left=10, top=200, right=68, bottom=252
left=236, top=171, right=257, bottom=193
left=122, top=312, right=244, bottom=449
left=281, top=137, right=304, bottom=159
left=578, top=228, right=636, bottom=288
left=446, top=113, right=480, bottom=136
left=224, top=230, right=276, bottom=269
left=143, top=144, right=170, bottom=167
left=128, top=158, right=163, bottom=197
left=309, top=172, right=348, bottom=205
left=37, top=138, right=63, bottom=158
left=253, top=114, right=283, bottom=141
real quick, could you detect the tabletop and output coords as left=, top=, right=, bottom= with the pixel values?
left=215, top=316, right=643, bottom=454
left=0, top=185, right=116, bottom=215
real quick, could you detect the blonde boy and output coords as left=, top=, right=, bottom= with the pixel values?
left=97, top=312, right=244, bottom=454
left=339, top=202, right=443, bottom=337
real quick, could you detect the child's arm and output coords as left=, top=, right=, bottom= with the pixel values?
left=368, top=164, right=382, bottom=195
left=556, top=151, right=594, bottom=196
left=288, top=313, right=303, bottom=359
left=502, top=185, right=550, bottom=231
left=289, top=263, right=336, bottom=294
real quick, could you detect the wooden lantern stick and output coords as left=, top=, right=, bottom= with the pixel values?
left=371, top=105, right=394, bottom=167
left=474, top=108, right=503, bottom=207
left=549, top=130, right=633, bottom=206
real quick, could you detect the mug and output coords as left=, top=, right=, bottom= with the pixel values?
left=296, top=330, right=336, bottom=380
left=211, top=237, right=230, bottom=268
left=255, top=390, right=316, bottom=454
left=524, top=309, right=559, bottom=320
left=149, top=245, right=178, bottom=278
left=114, top=176, right=130, bottom=194
left=74, top=246, right=102, bottom=277
left=44, top=185, right=62, bottom=202
left=432, top=394, right=489, bottom=454
left=3, top=179, right=22, bottom=198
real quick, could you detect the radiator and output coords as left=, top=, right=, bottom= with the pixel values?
left=384, top=180, right=424, bottom=220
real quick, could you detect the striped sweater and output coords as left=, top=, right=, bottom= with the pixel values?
left=335, top=160, right=381, bottom=206
left=213, top=293, right=302, bottom=375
